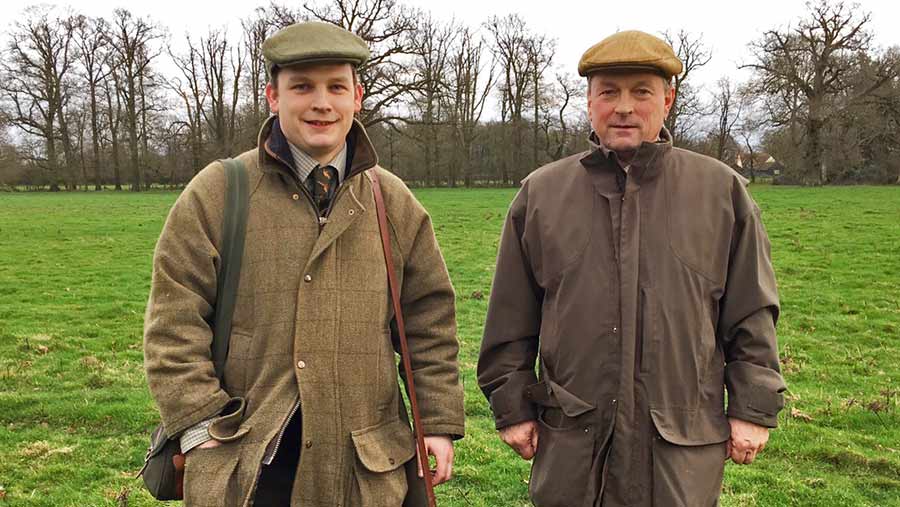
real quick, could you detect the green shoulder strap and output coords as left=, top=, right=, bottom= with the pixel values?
left=212, top=158, right=249, bottom=380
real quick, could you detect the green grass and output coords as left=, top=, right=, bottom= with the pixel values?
left=0, top=185, right=898, bottom=506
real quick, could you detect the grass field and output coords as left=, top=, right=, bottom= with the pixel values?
left=0, top=184, right=898, bottom=506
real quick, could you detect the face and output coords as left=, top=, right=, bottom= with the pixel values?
left=587, top=71, right=675, bottom=161
left=265, top=63, right=363, bottom=165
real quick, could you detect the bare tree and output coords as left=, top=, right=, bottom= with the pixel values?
left=541, top=74, right=583, bottom=161
left=242, top=9, right=272, bottom=129
left=0, top=6, right=78, bottom=190
left=101, top=71, right=124, bottom=189
left=168, top=36, right=206, bottom=175
left=110, top=8, right=161, bottom=191
left=709, top=77, right=745, bottom=162
left=73, top=15, right=115, bottom=190
left=486, top=14, right=534, bottom=184
left=744, top=0, right=900, bottom=184
left=525, top=34, right=556, bottom=169
left=195, top=28, right=245, bottom=158
left=663, top=29, right=712, bottom=145
left=299, top=0, right=422, bottom=127
left=406, top=15, right=456, bottom=185
left=449, top=27, right=494, bottom=187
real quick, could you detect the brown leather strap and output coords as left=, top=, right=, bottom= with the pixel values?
left=369, top=169, right=437, bottom=507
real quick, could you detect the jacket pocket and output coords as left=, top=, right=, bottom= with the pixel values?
left=183, top=443, right=241, bottom=507
left=529, top=408, right=597, bottom=507
left=208, top=397, right=251, bottom=442
left=349, top=417, right=416, bottom=507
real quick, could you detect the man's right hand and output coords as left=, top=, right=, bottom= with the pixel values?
left=499, top=420, right=539, bottom=460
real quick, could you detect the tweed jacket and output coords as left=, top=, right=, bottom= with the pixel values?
left=144, top=116, right=465, bottom=507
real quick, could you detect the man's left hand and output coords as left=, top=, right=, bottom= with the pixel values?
left=418, top=435, right=454, bottom=486
left=726, top=417, right=769, bottom=465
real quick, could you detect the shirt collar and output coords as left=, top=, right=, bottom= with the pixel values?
left=288, top=142, right=348, bottom=183
left=588, top=131, right=666, bottom=173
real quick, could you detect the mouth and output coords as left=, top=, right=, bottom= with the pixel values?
left=610, top=124, right=638, bottom=129
left=305, top=119, right=337, bottom=127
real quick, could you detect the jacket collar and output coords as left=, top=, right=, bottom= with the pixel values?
left=580, top=127, right=673, bottom=183
left=258, top=115, right=379, bottom=183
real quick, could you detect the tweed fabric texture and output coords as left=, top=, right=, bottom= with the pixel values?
left=263, top=21, right=370, bottom=71
left=144, top=117, right=464, bottom=507
left=578, top=30, right=683, bottom=78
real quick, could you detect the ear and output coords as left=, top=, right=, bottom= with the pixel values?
left=264, top=82, right=279, bottom=114
left=663, top=81, right=676, bottom=117
left=353, top=81, right=363, bottom=113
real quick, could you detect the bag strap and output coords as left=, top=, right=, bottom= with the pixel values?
left=369, top=169, right=437, bottom=507
left=212, top=158, right=249, bottom=380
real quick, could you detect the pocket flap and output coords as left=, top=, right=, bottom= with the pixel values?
left=208, top=397, right=251, bottom=442
left=547, top=379, right=596, bottom=417
left=350, top=418, right=416, bottom=473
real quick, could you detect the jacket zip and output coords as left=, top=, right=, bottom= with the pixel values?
left=262, top=398, right=301, bottom=465
left=258, top=179, right=352, bottom=468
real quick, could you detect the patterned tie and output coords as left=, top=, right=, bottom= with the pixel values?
left=308, top=165, right=338, bottom=216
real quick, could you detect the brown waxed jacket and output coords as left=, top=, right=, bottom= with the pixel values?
left=478, top=132, right=786, bottom=506
left=144, top=116, right=464, bottom=507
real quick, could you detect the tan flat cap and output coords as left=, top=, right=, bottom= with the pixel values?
left=578, top=30, right=683, bottom=78
left=263, top=21, right=370, bottom=71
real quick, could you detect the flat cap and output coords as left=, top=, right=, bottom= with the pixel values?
left=263, top=21, right=370, bottom=71
left=578, top=30, right=683, bottom=78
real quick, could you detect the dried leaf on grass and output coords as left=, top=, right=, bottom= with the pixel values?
left=791, top=407, right=813, bottom=422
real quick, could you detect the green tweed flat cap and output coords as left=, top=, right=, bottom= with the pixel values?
left=578, top=30, right=683, bottom=78
left=263, top=21, right=370, bottom=72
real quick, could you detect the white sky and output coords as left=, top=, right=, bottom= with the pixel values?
left=4, top=0, right=900, bottom=111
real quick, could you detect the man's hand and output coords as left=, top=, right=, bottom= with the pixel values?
left=418, top=435, right=454, bottom=486
left=195, top=438, right=222, bottom=451
left=499, top=420, right=539, bottom=460
left=726, top=417, right=769, bottom=465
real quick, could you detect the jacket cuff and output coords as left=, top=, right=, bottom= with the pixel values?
left=179, top=419, right=213, bottom=453
left=422, top=423, right=466, bottom=441
left=488, top=371, right=539, bottom=430
left=165, top=390, right=232, bottom=437
left=725, top=361, right=787, bottom=428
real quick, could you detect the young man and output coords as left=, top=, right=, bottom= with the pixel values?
left=144, top=21, right=464, bottom=506
left=478, top=30, right=786, bottom=506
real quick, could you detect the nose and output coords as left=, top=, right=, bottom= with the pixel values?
left=614, top=97, right=634, bottom=115
left=310, top=87, right=332, bottom=112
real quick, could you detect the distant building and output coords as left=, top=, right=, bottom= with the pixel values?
left=734, top=152, right=783, bottom=178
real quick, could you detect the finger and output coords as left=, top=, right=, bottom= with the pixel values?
left=432, top=447, right=451, bottom=485
left=416, top=449, right=423, bottom=478
left=730, top=445, right=746, bottom=464
left=725, top=440, right=732, bottom=461
left=445, top=444, right=454, bottom=483
left=531, top=426, right=539, bottom=455
left=520, top=444, right=534, bottom=460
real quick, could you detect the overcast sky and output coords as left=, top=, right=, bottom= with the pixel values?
left=5, top=0, right=900, bottom=106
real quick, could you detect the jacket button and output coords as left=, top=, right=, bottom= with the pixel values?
left=612, top=327, right=618, bottom=334
left=292, top=193, right=300, bottom=201
left=388, top=458, right=395, bottom=465
left=304, top=274, right=312, bottom=283
left=348, top=209, right=355, bottom=216
left=297, top=360, right=306, bottom=369
left=305, top=440, right=313, bottom=449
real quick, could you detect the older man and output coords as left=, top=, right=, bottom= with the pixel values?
left=478, top=31, right=786, bottom=506
left=144, top=22, right=464, bottom=506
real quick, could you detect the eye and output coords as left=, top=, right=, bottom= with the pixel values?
left=635, top=88, right=652, bottom=97
left=292, top=83, right=311, bottom=92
